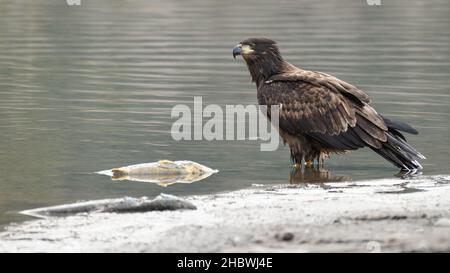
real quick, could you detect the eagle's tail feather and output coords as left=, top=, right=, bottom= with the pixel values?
left=381, top=115, right=419, bottom=141
left=371, top=132, right=424, bottom=171
left=381, top=115, right=419, bottom=135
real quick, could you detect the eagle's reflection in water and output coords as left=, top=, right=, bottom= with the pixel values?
left=289, top=166, right=352, bottom=184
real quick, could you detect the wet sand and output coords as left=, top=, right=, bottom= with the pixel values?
left=1, top=175, right=449, bottom=252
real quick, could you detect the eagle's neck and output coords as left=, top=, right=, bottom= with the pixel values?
left=244, top=52, right=291, bottom=88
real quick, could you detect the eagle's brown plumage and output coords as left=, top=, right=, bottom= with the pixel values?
left=233, top=37, right=425, bottom=171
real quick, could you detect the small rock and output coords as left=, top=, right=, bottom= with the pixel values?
left=276, top=232, right=294, bottom=241
left=391, top=215, right=408, bottom=220
left=387, top=238, right=397, bottom=244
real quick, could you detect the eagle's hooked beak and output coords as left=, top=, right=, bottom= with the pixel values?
left=233, top=44, right=254, bottom=59
left=232, top=44, right=242, bottom=59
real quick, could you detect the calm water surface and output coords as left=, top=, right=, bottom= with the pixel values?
left=1, top=0, right=449, bottom=227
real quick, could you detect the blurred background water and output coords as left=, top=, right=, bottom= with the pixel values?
left=0, top=0, right=449, bottom=227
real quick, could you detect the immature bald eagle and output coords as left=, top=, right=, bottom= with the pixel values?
left=233, top=38, right=425, bottom=171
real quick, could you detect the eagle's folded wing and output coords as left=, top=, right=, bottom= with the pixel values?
left=269, top=69, right=371, bottom=105
left=259, top=71, right=389, bottom=150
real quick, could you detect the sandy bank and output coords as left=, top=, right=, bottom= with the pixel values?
left=1, top=175, right=450, bottom=252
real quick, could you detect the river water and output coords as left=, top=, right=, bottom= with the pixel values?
left=0, top=0, right=449, bottom=227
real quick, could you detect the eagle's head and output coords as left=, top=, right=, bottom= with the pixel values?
left=232, top=38, right=280, bottom=60
left=233, top=38, right=284, bottom=86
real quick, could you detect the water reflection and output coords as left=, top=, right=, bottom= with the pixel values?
left=289, top=166, right=352, bottom=184
left=109, top=172, right=216, bottom=187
